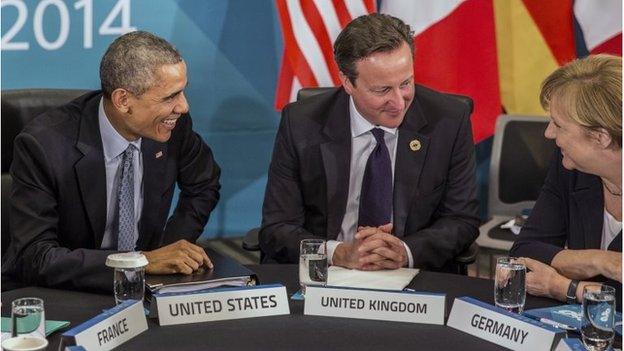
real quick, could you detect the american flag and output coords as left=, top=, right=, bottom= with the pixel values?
left=274, top=0, right=375, bottom=110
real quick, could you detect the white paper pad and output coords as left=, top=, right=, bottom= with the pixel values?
left=326, top=266, right=419, bottom=291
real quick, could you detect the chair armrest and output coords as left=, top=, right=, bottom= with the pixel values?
left=454, top=242, right=479, bottom=265
left=242, top=228, right=260, bottom=251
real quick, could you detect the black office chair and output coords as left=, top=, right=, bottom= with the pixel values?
left=244, top=87, right=479, bottom=275
left=475, top=115, right=556, bottom=260
left=2, top=89, right=90, bottom=172
left=1, top=89, right=89, bottom=288
left=296, top=87, right=475, bottom=114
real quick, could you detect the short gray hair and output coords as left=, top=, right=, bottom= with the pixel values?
left=99, top=31, right=182, bottom=98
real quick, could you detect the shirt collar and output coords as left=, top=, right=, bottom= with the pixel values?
left=98, top=98, right=142, bottom=162
left=349, top=96, right=397, bottom=138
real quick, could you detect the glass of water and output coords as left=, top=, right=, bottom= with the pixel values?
left=11, top=298, right=45, bottom=339
left=494, top=257, right=526, bottom=313
left=581, top=284, right=616, bottom=351
left=106, top=252, right=148, bottom=304
left=299, top=239, right=328, bottom=296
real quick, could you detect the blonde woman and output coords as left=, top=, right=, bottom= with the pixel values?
left=510, top=55, right=622, bottom=308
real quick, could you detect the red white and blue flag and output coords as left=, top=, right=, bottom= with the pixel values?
left=274, top=0, right=621, bottom=142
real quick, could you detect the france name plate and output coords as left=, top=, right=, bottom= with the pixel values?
left=447, top=297, right=565, bottom=351
left=154, top=284, right=290, bottom=326
left=60, top=300, right=148, bottom=351
left=304, top=286, right=445, bottom=324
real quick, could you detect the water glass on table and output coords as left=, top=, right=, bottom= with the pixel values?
left=106, top=252, right=149, bottom=305
left=0, top=297, right=48, bottom=351
left=581, top=284, right=616, bottom=351
left=494, top=257, right=526, bottom=313
left=299, top=239, right=328, bottom=296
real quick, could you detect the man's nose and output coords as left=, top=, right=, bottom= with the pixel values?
left=388, top=88, right=406, bottom=111
left=174, top=92, right=189, bottom=114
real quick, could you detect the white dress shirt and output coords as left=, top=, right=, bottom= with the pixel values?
left=98, top=98, right=144, bottom=249
left=327, top=97, right=415, bottom=267
left=601, top=209, right=622, bottom=250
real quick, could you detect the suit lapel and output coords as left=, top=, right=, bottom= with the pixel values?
left=320, top=91, right=351, bottom=240
left=571, top=172, right=603, bottom=249
left=393, top=97, right=429, bottom=238
left=75, top=96, right=107, bottom=246
left=137, top=138, right=168, bottom=248
left=608, top=231, right=622, bottom=252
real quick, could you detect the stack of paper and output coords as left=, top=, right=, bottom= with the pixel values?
left=326, top=266, right=419, bottom=291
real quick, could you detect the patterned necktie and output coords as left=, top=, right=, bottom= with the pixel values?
left=358, top=128, right=393, bottom=227
left=117, top=144, right=136, bottom=251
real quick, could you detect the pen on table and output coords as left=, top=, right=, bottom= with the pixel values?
left=538, top=318, right=576, bottom=331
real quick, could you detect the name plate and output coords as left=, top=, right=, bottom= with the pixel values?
left=61, top=300, right=148, bottom=351
left=447, top=297, right=565, bottom=351
left=304, top=286, right=445, bottom=324
left=154, top=284, right=290, bottom=326
left=554, top=338, right=586, bottom=351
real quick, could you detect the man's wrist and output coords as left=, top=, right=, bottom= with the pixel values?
left=326, top=240, right=341, bottom=266
left=401, top=241, right=413, bottom=268
left=332, top=242, right=349, bottom=268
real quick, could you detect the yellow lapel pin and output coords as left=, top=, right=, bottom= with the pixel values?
left=409, top=139, right=421, bottom=151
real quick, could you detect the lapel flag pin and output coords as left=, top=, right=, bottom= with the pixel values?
left=155, top=151, right=163, bottom=159
left=409, top=139, right=421, bottom=151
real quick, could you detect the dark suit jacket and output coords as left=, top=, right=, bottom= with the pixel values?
left=511, top=149, right=621, bottom=306
left=260, top=86, right=480, bottom=270
left=1, top=91, right=221, bottom=292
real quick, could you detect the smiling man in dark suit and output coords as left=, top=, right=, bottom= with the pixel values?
left=2, top=31, right=220, bottom=292
left=260, top=14, right=479, bottom=271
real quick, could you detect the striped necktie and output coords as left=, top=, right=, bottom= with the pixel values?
left=117, top=144, right=136, bottom=251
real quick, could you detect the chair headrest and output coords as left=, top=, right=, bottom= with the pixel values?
left=1, top=89, right=89, bottom=172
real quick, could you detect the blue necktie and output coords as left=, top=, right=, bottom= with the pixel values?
left=117, top=145, right=136, bottom=251
left=358, top=128, right=392, bottom=227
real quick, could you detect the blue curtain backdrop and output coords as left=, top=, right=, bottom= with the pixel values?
left=2, top=0, right=284, bottom=239
left=1, top=0, right=491, bottom=240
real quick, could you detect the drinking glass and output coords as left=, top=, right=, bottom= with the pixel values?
left=106, top=252, right=148, bottom=304
left=299, top=239, right=327, bottom=296
left=581, top=284, right=616, bottom=351
left=10, top=298, right=45, bottom=339
left=494, top=257, right=526, bottom=313
left=1, top=336, right=48, bottom=351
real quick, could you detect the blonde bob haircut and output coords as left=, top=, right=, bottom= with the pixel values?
left=540, top=54, right=622, bottom=148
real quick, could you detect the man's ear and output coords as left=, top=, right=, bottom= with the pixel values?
left=110, top=89, right=132, bottom=114
left=591, top=127, right=613, bottom=149
left=339, top=71, right=354, bottom=95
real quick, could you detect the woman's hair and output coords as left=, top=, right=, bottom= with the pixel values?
left=540, top=54, right=622, bottom=148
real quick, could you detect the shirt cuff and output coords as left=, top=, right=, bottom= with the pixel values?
left=327, top=240, right=341, bottom=266
left=402, top=241, right=414, bottom=268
